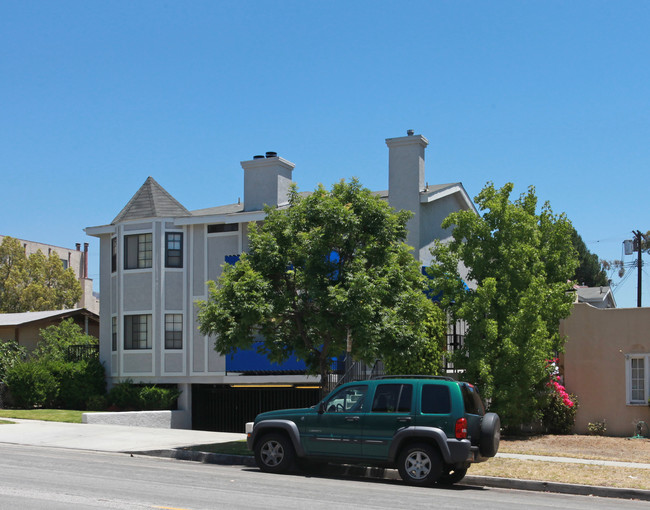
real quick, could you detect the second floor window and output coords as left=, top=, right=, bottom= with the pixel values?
left=165, top=233, right=183, bottom=268
left=124, top=233, right=152, bottom=269
left=111, top=238, right=117, bottom=272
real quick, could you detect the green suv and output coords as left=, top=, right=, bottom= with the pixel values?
left=245, top=376, right=500, bottom=486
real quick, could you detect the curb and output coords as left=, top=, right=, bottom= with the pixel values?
left=461, top=475, right=650, bottom=502
left=132, top=449, right=650, bottom=502
left=130, top=449, right=257, bottom=467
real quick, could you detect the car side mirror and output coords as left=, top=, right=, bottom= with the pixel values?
left=318, top=401, right=326, bottom=414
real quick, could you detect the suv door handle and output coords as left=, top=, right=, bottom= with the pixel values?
left=397, top=416, right=412, bottom=423
left=345, top=416, right=360, bottom=422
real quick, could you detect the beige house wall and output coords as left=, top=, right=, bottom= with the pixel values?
left=560, top=303, right=650, bottom=436
left=0, top=315, right=99, bottom=352
left=0, top=324, right=43, bottom=351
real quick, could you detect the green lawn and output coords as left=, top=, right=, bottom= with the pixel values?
left=0, top=409, right=86, bottom=423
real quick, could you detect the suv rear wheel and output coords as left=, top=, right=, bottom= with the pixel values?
left=254, top=433, right=295, bottom=473
left=397, top=443, right=443, bottom=486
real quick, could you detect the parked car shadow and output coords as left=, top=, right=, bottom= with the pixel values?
left=242, top=463, right=487, bottom=491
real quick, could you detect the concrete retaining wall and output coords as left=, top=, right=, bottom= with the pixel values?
left=82, top=410, right=191, bottom=429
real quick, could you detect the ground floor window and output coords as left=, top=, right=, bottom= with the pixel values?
left=111, top=316, right=118, bottom=351
left=165, top=314, right=183, bottom=349
left=627, top=354, right=649, bottom=405
left=124, top=314, right=152, bottom=350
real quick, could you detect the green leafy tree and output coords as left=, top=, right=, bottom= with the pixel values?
left=571, top=229, right=607, bottom=287
left=382, top=307, right=447, bottom=376
left=0, top=237, right=82, bottom=312
left=35, top=318, right=98, bottom=362
left=428, top=183, right=578, bottom=429
left=0, top=237, right=27, bottom=312
left=0, top=340, right=26, bottom=381
left=198, top=179, right=446, bottom=385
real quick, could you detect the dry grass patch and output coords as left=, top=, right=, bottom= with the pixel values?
left=470, top=457, right=650, bottom=490
left=499, top=434, right=650, bottom=463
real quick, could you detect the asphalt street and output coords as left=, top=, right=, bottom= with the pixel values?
left=1, top=418, right=649, bottom=503
left=0, top=443, right=646, bottom=510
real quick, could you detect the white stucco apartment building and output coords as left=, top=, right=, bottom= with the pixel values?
left=85, top=131, right=476, bottom=430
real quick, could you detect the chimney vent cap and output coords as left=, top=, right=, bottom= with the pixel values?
left=265, top=151, right=278, bottom=158
left=407, top=129, right=414, bottom=136
left=253, top=155, right=265, bottom=159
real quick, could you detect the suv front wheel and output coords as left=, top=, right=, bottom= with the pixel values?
left=397, top=443, right=443, bottom=486
left=254, top=433, right=295, bottom=473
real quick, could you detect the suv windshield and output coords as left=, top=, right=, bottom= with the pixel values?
left=324, top=384, right=367, bottom=412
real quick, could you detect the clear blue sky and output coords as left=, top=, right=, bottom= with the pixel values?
left=2, top=1, right=648, bottom=307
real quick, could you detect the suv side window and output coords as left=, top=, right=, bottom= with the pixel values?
left=325, top=385, right=367, bottom=413
left=461, top=383, right=486, bottom=416
left=421, top=384, right=451, bottom=414
left=371, top=384, right=413, bottom=413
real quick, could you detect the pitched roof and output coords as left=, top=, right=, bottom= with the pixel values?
left=0, top=308, right=98, bottom=327
left=112, top=177, right=191, bottom=224
left=576, top=286, right=617, bottom=308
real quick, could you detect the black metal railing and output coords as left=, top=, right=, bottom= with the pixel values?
left=65, top=344, right=99, bottom=362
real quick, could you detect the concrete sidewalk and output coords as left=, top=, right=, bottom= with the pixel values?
left=0, top=418, right=244, bottom=452
left=1, top=419, right=649, bottom=501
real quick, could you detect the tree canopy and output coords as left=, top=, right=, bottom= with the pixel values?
left=571, top=228, right=608, bottom=287
left=428, top=182, right=578, bottom=429
left=0, top=237, right=82, bottom=313
left=35, top=318, right=98, bottom=362
left=197, top=179, right=446, bottom=384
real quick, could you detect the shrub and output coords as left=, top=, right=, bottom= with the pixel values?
left=542, top=390, right=579, bottom=434
left=541, top=358, right=578, bottom=434
left=106, top=380, right=140, bottom=410
left=587, top=420, right=607, bottom=436
left=47, top=359, right=106, bottom=410
left=138, top=385, right=181, bottom=410
left=106, top=380, right=180, bottom=411
left=4, top=361, right=59, bottom=408
left=86, top=394, right=108, bottom=411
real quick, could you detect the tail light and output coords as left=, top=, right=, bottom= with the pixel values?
left=455, top=417, right=468, bottom=439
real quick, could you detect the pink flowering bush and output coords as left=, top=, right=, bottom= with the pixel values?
left=542, top=358, right=578, bottom=434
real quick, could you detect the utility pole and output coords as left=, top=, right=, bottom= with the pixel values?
left=634, top=230, right=643, bottom=307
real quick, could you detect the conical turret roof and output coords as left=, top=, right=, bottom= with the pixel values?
left=112, top=176, right=190, bottom=224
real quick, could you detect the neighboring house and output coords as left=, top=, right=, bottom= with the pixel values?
left=575, top=285, right=616, bottom=309
left=0, top=308, right=99, bottom=352
left=85, top=131, right=476, bottom=430
left=560, top=302, right=650, bottom=436
left=0, top=236, right=99, bottom=314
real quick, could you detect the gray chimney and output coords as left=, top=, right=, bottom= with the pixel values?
left=385, top=132, right=429, bottom=258
left=241, top=154, right=296, bottom=211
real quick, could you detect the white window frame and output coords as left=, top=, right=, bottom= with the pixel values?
left=124, top=233, right=153, bottom=270
left=626, top=354, right=650, bottom=405
left=124, top=314, right=152, bottom=350
left=164, top=313, right=183, bottom=350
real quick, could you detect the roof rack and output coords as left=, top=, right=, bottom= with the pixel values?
left=371, top=375, right=455, bottom=381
